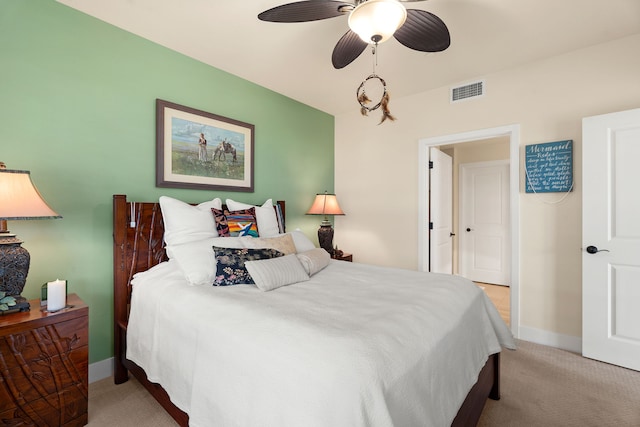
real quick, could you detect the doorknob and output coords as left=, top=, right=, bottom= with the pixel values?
left=586, top=245, right=610, bottom=254
left=466, top=228, right=473, bottom=232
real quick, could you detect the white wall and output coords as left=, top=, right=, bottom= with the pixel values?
left=334, top=33, right=640, bottom=343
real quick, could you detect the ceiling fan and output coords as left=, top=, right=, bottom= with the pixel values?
left=258, top=0, right=450, bottom=69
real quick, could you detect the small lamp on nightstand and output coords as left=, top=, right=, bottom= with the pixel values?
left=306, top=192, right=345, bottom=256
left=0, top=162, right=61, bottom=312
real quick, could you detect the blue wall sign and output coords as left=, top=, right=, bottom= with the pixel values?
left=525, top=140, right=573, bottom=193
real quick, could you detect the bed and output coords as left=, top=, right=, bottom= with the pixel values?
left=112, top=194, right=515, bottom=427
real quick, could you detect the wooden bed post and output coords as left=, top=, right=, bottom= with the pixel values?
left=489, top=351, right=501, bottom=400
left=113, top=194, right=129, bottom=384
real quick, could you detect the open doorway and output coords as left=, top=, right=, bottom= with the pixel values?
left=418, top=125, right=520, bottom=337
left=445, top=146, right=510, bottom=285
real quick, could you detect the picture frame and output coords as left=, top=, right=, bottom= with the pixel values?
left=524, top=140, right=573, bottom=193
left=156, top=99, right=254, bottom=192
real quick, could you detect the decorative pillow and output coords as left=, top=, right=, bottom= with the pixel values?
left=245, top=254, right=309, bottom=292
left=213, top=247, right=284, bottom=286
left=159, top=196, right=222, bottom=245
left=289, top=229, right=316, bottom=253
left=166, top=237, right=245, bottom=286
left=226, top=199, right=280, bottom=237
left=296, top=248, right=331, bottom=276
left=241, top=233, right=296, bottom=255
left=212, top=207, right=259, bottom=237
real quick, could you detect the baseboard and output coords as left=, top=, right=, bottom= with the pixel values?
left=518, top=325, right=582, bottom=354
left=89, top=357, right=113, bottom=383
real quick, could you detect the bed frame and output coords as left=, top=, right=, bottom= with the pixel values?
left=112, top=194, right=500, bottom=427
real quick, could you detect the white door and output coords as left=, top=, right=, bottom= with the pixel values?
left=459, top=161, right=510, bottom=285
left=582, top=108, right=640, bottom=371
left=429, top=148, right=453, bottom=274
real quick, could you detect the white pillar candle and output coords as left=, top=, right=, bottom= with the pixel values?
left=47, top=279, right=66, bottom=311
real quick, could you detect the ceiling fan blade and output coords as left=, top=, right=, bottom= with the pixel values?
left=393, top=9, right=450, bottom=52
left=332, top=30, right=368, bottom=69
left=258, top=1, right=354, bottom=23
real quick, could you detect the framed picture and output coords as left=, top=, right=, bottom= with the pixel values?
left=156, top=99, right=254, bottom=192
left=524, top=140, right=573, bottom=193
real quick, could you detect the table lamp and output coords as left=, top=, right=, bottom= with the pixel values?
left=0, top=162, right=61, bottom=313
left=306, top=192, right=345, bottom=256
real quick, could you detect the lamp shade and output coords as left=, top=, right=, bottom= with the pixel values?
left=0, top=169, right=61, bottom=220
left=306, top=193, right=345, bottom=217
left=348, top=0, right=407, bottom=44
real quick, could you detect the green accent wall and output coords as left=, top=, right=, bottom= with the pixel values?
left=1, top=1, right=334, bottom=364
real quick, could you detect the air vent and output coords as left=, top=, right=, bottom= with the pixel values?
left=451, top=80, right=485, bottom=103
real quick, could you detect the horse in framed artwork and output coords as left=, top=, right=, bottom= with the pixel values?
left=214, top=140, right=237, bottom=163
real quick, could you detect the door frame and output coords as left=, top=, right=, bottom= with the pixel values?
left=418, top=124, right=520, bottom=337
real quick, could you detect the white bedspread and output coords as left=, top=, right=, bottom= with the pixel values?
left=127, top=259, right=515, bottom=427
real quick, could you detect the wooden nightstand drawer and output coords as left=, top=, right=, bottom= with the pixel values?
left=0, top=294, right=88, bottom=426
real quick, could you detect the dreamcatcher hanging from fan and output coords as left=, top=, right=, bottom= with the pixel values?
left=258, top=0, right=450, bottom=122
left=356, top=43, right=395, bottom=124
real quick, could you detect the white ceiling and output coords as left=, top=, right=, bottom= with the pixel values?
left=56, top=0, right=640, bottom=116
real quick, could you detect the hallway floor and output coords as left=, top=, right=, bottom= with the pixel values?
left=475, top=282, right=510, bottom=326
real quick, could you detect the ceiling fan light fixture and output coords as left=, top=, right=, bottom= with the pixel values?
left=348, top=0, right=407, bottom=44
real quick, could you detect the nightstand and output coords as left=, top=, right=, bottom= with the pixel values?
left=332, top=252, right=353, bottom=262
left=0, top=294, right=88, bottom=426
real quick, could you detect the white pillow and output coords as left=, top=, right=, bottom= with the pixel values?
left=296, top=248, right=331, bottom=276
left=160, top=196, right=222, bottom=245
left=166, top=237, right=244, bottom=286
left=241, top=233, right=297, bottom=255
left=289, top=229, right=316, bottom=253
left=245, top=254, right=309, bottom=291
left=226, top=199, right=280, bottom=237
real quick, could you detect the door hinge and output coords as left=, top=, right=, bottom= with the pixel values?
left=429, top=161, right=434, bottom=169
left=429, top=222, right=434, bottom=230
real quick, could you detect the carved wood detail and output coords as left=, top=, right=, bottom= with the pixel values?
left=0, top=295, right=88, bottom=426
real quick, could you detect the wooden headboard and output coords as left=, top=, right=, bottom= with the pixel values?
left=112, top=195, right=285, bottom=387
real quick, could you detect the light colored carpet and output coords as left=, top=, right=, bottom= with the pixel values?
left=88, top=375, right=178, bottom=426
left=88, top=340, right=640, bottom=426
left=478, top=340, right=640, bottom=426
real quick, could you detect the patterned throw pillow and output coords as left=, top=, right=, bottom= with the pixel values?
left=213, top=247, right=284, bottom=286
left=241, top=233, right=297, bottom=255
left=212, top=207, right=259, bottom=237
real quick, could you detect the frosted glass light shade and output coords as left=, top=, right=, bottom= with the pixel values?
left=348, top=0, right=407, bottom=44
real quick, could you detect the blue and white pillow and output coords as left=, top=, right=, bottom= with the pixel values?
left=213, top=247, right=284, bottom=286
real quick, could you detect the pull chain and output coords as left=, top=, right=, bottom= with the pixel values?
left=371, top=42, right=378, bottom=75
